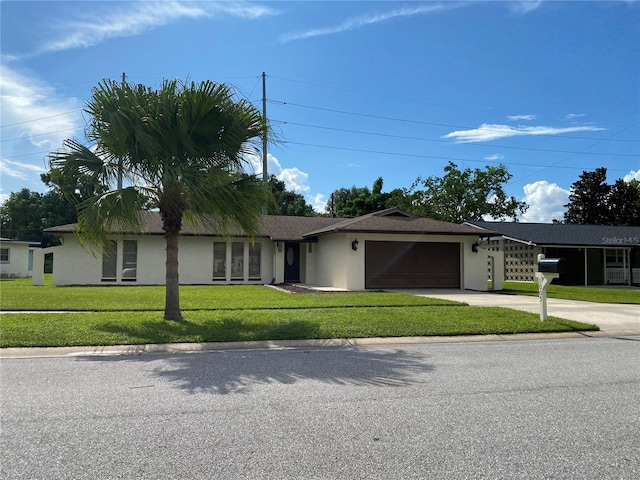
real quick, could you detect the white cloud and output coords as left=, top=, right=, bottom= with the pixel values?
left=623, top=170, right=640, bottom=182
left=13, top=1, right=276, bottom=57
left=509, top=1, right=544, bottom=14
left=484, top=154, right=505, bottom=161
left=245, top=152, right=282, bottom=177
left=507, top=114, right=535, bottom=121
left=442, top=123, right=605, bottom=143
left=519, top=181, right=569, bottom=223
left=245, top=153, right=311, bottom=193
left=0, top=192, right=9, bottom=206
left=244, top=152, right=328, bottom=211
left=0, top=65, right=82, bottom=193
left=310, top=193, right=327, bottom=213
left=280, top=3, right=450, bottom=42
left=563, top=113, right=586, bottom=120
left=278, top=167, right=311, bottom=193
left=0, top=65, right=82, bottom=150
left=0, top=159, right=47, bottom=180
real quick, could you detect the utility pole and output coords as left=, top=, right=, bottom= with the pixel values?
left=262, top=72, right=268, bottom=214
left=117, top=72, right=125, bottom=190
left=261, top=72, right=268, bottom=182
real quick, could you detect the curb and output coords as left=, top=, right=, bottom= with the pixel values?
left=2, top=330, right=639, bottom=359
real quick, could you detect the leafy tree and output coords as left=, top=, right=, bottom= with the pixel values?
left=564, top=168, right=612, bottom=224
left=1, top=188, right=79, bottom=248
left=605, top=179, right=639, bottom=226
left=404, top=162, right=527, bottom=223
left=0, top=189, right=47, bottom=243
left=341, top=177, right=402, bottom=217
left=41, top=166, right=108, bottom=207
left=268, top=175, right=315, bottom=216
left=564, top=168, right=639, bottom=225
left=40, top=168, right=110, bottom=234
left=325, top=178, right=404, bottom=218
left=0, top=168, right=114, bottom=249
left=49, top=79, right=269, bottom=321
left=325, top=185, right=367, bottom=217
left=342, top=177, right=378, bottom=217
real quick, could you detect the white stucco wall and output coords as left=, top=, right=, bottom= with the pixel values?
left=41, top=230, right=490, bottom=291
left=272, top=242, right=285, bottom=284
left=311, top=233, right=353, bottom=289
left=47, top=234, right=275, bottom=286
left=49, top=236, right=103, bottom=285
left=309, top=233, right=492, bottom=291
left=0, top=241, right=31, bottom=278
left=302, top=242, right=315, bottom=284
left=463, top=244, right=503, bottom=291
left=31, top=246, right=55, bottom=285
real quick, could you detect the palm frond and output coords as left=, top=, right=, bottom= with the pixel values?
left=48, top=139, right=122, bottom=201
left=75, top=187, right=148, bottom=252
left=184, top=171, right=268, bottom=237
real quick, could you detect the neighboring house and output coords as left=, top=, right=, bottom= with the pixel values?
left=33, top=208, right=502, bottom=291
left=465, top=221, right=640, bottom=286
left=0, top=238, right=40, bottom=278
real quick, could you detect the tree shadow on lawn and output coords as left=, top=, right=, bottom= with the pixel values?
left=96, top=316, right=333, bottom=344
left=79, top=343, right=435, bottom=395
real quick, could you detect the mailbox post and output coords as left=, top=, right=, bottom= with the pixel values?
left=534, top=254, right=566, bottom=321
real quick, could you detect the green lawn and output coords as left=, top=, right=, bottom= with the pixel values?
left=501, top=281, right=640, bottom=304
left=1, top=277, right=457, bottom=311
left=0, top=278, right=598, bottom=348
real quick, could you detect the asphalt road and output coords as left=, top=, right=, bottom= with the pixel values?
left=1, top=337, right=639, bottom=479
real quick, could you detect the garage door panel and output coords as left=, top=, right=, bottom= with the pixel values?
left=365, top=241, right=460, bottom=289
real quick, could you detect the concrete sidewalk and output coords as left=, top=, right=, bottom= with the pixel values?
left=1, top=330, right=638, bottom=359
left=395, top=289, right=640, bottom=332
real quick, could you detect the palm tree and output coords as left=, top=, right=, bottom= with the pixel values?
left=49, top=79, right=269, bottom=321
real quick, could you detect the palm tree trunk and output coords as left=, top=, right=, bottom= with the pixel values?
left=164, top=228, right=183, bottom=321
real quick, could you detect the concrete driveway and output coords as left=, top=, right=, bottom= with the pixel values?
left=393, top=289, right=640, bottom=333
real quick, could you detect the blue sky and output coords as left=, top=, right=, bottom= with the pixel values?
left=1, top=0, right=639, bottom=222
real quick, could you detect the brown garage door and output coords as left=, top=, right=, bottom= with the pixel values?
left=365, top=241, right=460, bottom=289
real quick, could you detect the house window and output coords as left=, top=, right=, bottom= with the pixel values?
left=248, top=243, right=261, bottom=280
left=231, top=242, right=244, bottom=280
left=122, top=240, right=137, bottom=281
left=213, top=242, right=226, bottom=280
left=605, top=249, right=624, bottom=266
left=102, top=241, right=117, bottom=281
left=0, top=248, right=9, bottom=263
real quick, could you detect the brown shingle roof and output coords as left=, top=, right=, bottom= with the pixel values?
left=45, top=208, right=494, bottom=240
left=303, top=208, right=492, bottom=237
left=44, top=211, right=343, bottom=240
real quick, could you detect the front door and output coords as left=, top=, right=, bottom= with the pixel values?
left=284, top=242, right=300, bottom=283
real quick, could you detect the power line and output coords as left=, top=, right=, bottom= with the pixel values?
left=281, top=140, right=632, bottom=173
left=509, top=122, right=640, bottom=186
left=273, top=119, right=639, bottom=158
left=0, top=110, right=83, bottom=129
left=268, top=99, right=640, bottom=144
left=0, top=150, right=51, bottom=160
left=270, top=75, right=516, bottom=117
left=0, top=127, right=79, bottom=144
left=0, top=78, right=260, bottom=133
left=270, top=75, right=640, bottom=133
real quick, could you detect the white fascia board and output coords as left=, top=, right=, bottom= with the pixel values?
left=502, top=235, right=537, bottom=246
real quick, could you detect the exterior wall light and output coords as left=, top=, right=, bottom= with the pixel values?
left=472, top=242, right=479, bottom=253
left=351, top=239, right=359, bottom=251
